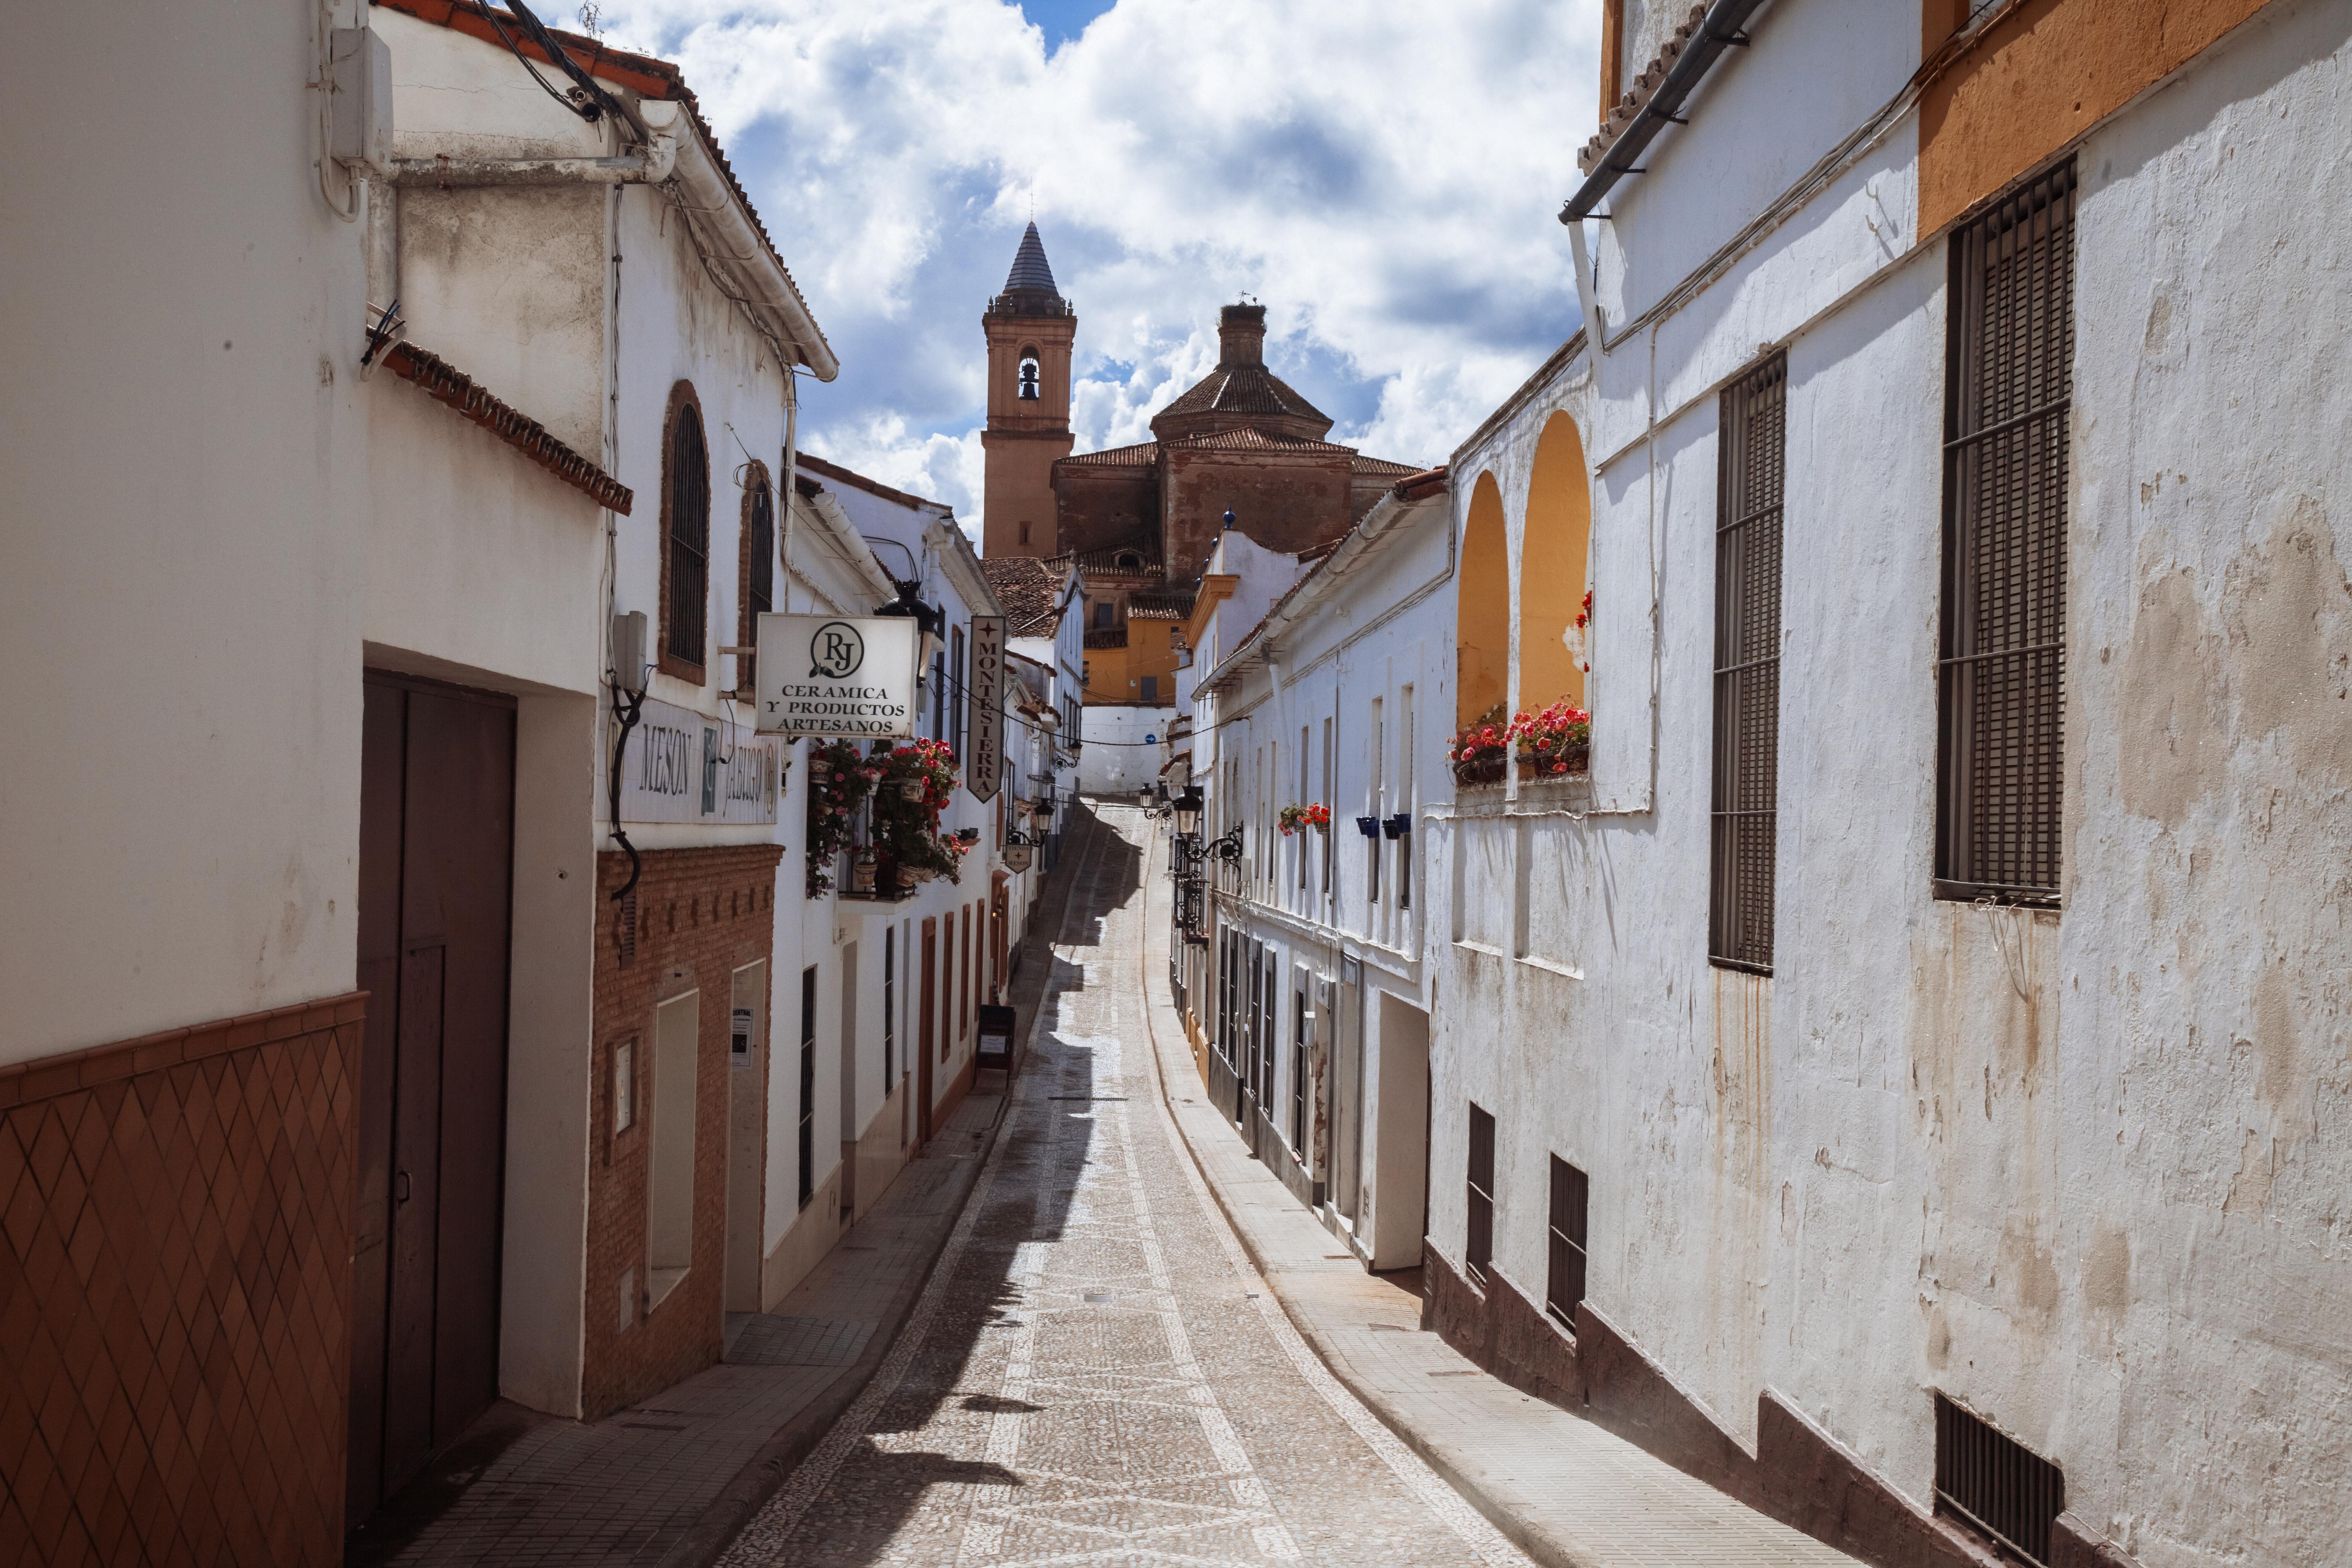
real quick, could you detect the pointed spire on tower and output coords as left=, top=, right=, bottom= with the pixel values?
left=1002, top=222, right=1061, bottom=298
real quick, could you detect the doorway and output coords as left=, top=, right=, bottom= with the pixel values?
left=918, top=918, right=938, bottom=1143
left=1371, top=992, right=1431, bottom=1271
left=350, top=672, right=516, bottom=1524
left=724, top=962, right=767, bottom=1313
left=838, top=944, right=859, bottom=1222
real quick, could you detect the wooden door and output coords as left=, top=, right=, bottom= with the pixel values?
left=918, top=918, right=937, bottom=1142
left=350, top=673, right=515, bottom=1524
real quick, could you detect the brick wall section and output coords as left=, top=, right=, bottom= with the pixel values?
left=585, top=843, right=782, bottom=1421
left=0, top=994, right=363, bottom=1567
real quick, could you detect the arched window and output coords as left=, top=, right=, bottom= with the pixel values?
left=1520, top=413, right=1592, bottom=711
left=662, top=385, right=711, bottom=678
left=1018, top=353, right=1041, bottom=401
left=1115, top=550, right=1142, bottom=571
left=739, top=462, right=774, bottom=690
left=1456, top=472, right=1509, bottom=728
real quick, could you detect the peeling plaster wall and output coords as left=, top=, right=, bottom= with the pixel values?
left=1430, top=5, right=2352, bottom=1561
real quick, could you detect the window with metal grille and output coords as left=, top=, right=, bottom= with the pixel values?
left=1710, top=352, right=1785, bottom=974
left=1937, top=161, right=2074, bottom=905
left=740, top=472, right=773, bottom=690
left=1465, top=1102, right=1495, bottom=1284
left=951, top=624, right=967, bottom=764
left=1545, top=1156, right=1588, bottom=1330
left=883, top=927, right=895, bottom=1088
left=797, top=966, right=817, bottom=1208
left=1934, top=1394, right=2064, bottom=1566
left=666, top=401, right=710, bottom=669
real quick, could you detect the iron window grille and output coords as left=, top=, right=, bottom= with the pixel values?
left=1934, top=1394, right=2064, bottom=1566
left=1546, top=1156, right=1588, bottom=1331
left=666, top=402, right=710, bottom=668
left=1937, top=160, right=2075, bottom=906
left=1465, top=1103, right=1496, bottom=1285
left=797, top=966, right=817, bottom=1208
left=1710, top=352, right=1785, bottom=975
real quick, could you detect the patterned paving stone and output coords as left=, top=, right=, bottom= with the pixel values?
left=720, top=814, right=1530, bottom=1568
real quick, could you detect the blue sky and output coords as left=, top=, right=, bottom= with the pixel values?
left=575, top=0, right=1599, bottom=531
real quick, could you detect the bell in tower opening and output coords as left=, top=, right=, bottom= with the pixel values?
left=1019, top=354, right=1041, bottom=400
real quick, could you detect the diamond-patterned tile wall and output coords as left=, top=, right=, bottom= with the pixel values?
left=0, top=994, right=362, bottom=1567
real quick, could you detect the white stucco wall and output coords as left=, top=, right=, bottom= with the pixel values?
left=0, top=1, right=372, bottom=1062
left=1432, top=5, right=2352, bottom=1561
left=1079, top=706, right=1177, bottom=794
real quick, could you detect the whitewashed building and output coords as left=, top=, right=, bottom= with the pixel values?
left=1178, top=470, right=1452, bottom=1265
left=1406, top=3, right=2352, bottom=1566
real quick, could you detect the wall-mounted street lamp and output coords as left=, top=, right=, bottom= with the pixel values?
left=1172, top=786, right=1204, bottom=838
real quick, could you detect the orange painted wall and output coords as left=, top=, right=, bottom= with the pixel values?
left=1519, top=415, right=1591, bottom=713
left=1457, top=473, right=1510, bottom=727
left=1919, top=0, right=2275, bottom=234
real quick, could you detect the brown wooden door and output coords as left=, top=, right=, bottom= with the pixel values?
left=350, top=672, right=516, bottom=1525
left=918, top=918, right=937, bottom=1142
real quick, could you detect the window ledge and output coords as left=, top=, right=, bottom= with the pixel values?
left=647, top=1265, right=689, bottom=1312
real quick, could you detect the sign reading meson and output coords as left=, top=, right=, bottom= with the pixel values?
left=967, top=614, right=1003, bottom=802
left=619, top=698, right=780, bottom=824
left=753, top=614, right=920, bottom=738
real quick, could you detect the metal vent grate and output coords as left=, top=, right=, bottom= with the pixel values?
left=1934, top=1394, right=2064, bottom=1565
left=1545, top=1156, right=1588, bottom=1330
left=1937, top=160, right=2074, bottom=904
left=1465, top=1103, right=1496, bottom=1284
left=1710, top=352, right=1785, bottom=973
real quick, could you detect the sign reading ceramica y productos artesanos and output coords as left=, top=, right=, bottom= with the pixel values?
left=754, top=614, right=920, bottom=738
left=967, top=614, right=1004, bottom=802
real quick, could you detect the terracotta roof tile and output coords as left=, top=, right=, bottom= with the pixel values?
left=382, top=340, right=632, bottom=512
left=1167, top=428, right=1354, bottom=456
left=1158, top=362, right=1328, bottom=424
left=979, top=556, right=1065, bottom=637
left=795, top=452, right=950, bottom=513
left=1060, top=440, right=1160, bottom=468
left=1578, top=3, right=1710, bottom=174
left=1127, top=592, right=1193, bottom=621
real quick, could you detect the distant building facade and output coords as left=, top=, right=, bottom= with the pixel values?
left=976, top=229, right=1419, bottom=771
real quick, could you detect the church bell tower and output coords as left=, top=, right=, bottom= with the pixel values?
left=980, top=223, right=1075, bottom=559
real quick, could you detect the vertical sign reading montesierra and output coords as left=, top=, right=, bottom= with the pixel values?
left=967, top=615, right=1003, bottom=802
left=753, top=614, right=920, bottom=738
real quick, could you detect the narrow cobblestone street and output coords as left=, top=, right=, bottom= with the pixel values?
left=718, top=807, right=1533, bottom=1568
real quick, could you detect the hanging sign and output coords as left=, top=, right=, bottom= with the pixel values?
left=966, top=614, right=1005, bottom=802
left=617, top=697, right=779, bottom=824
left=1002, top=840, right=1034, bottom=873
left=754, top=614, right=920, bottom=738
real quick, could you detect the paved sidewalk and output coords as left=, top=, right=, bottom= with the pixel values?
left=348, top=847, right=1086, bottom=1568
left=1132, top=825, right=1859, bottom=1568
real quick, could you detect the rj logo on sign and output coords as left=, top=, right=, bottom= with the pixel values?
left=809, top=622, right=865, bottom=679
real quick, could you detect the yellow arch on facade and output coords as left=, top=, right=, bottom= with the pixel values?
left=1457, top=472, right=1510, bottom=728
left=1519, top=412, right=1591, bottom=712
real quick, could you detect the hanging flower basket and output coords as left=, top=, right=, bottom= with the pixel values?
left=805, top=738, right=878, bottom=895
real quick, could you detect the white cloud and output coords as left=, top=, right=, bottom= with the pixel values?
left=578, top=0, right=1598, bottom=524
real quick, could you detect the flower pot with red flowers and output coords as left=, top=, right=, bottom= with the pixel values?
left=1447, top=704, right=1510, bottom=787
left=1276, top=802, right=1330, bottom=836
left=805, top=738, right=877, bottom=895
left=1509, top=699, right=1591, bottom=778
